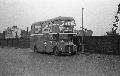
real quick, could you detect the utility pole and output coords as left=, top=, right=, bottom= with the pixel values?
left=15, top=32, right=17, bottom=38
left=81, top=8, right=84, bottom=53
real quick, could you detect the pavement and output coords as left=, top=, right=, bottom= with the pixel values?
left=0, top=47, right=120, bottom=76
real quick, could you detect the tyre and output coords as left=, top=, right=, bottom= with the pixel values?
left=53, top=46, right=59, bottom=56
left=34, top=46, right=38, bottom=53
left=71, top=51, right=77, bottom=55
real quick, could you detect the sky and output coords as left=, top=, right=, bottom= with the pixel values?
left=0, top=0, right=120, bottom=36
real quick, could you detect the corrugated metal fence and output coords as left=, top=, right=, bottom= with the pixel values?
left=0, top=38, right=30, bottom=48
left=0, top=36, right=120, bottom=55
left=73, top=36, right=120, bottom=55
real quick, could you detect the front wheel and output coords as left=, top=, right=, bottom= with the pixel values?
left=53, top=46, right=60, bottom=56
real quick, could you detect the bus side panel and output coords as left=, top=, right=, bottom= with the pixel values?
left=36, top=39, right=45, bottom=52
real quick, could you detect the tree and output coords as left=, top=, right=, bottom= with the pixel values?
left=117, top=3, right=120, bottom=14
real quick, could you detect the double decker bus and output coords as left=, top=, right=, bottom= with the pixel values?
left=30, top=16, right=77, bottom=55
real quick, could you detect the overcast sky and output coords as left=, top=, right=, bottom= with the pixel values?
left=0, top=0, right=120, bottom=36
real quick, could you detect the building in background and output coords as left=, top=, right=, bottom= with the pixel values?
left=4, top=26, right=29, bottom=38
left=5, top=26, right=21, bottom=38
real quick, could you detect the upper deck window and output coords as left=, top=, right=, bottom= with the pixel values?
left=64, top=21, right=76, bottom=26
left=35, top=25, right=41, bottom=29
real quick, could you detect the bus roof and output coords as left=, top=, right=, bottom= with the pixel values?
left=50, top=16, right=75, bottom=22
left=32, top=16, right=75, bottom=25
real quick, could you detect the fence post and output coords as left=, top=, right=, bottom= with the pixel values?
left=118, top=36, right=120, bottom=54
left=7, top=38, right=8, bottom=47
left=12, top=38, right=13, bottom=47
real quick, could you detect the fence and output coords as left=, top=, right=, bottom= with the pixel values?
left=0, top=36, right=120, bottom=55
left=73, top=36, right=120, bottom=55
left=0, top=38, right=30, bottom=48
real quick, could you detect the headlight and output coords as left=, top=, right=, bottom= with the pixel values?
left=44, top=42, right=47, bottom=45
left=61, top=40, right=64, bottom=42
left=44, top=42, right=47, bottom=46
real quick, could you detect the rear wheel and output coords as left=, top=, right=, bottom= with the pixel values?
left=71, top=51, right=77, bottom=55
left=53, top=46, right=59, bottom=56
left=34, top=46, right=38, bottom=53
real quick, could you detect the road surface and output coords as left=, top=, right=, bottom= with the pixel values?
left=0, top=47, right=120, bottom=76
